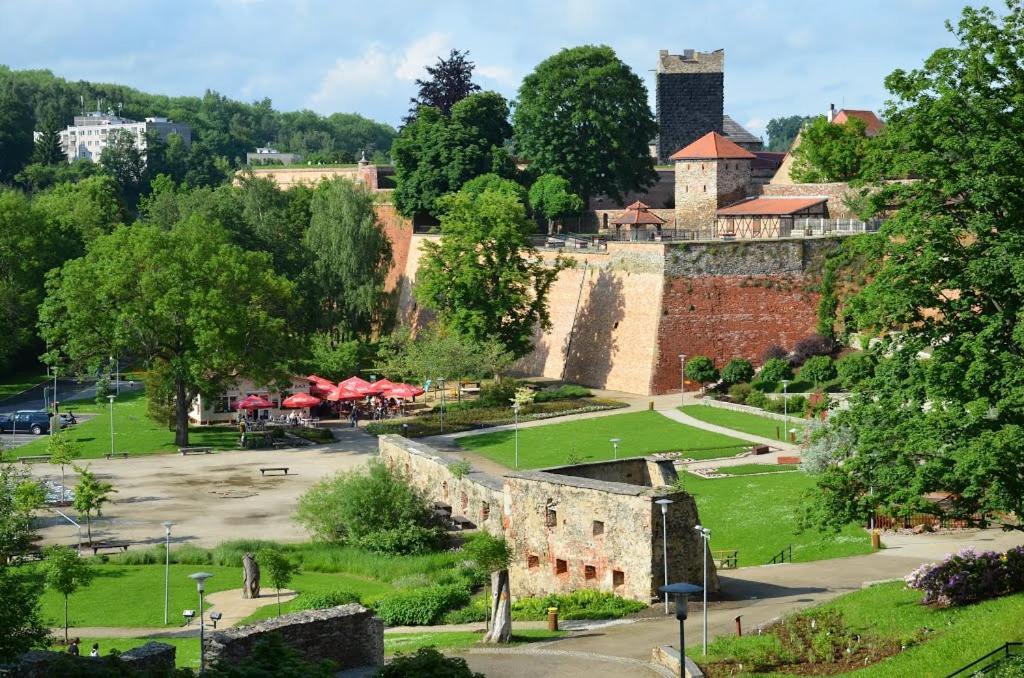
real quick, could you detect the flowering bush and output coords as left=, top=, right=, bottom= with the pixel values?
left=905, top=546, right=1024, bottom=606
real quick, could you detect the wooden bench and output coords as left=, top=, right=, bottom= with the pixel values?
left=19, top=455, right=50, bottom=464
left=104, top=452, right=129, bottom=460
left=179, top=447, right=213, bottom=456
left=259, top=467, right=289, bottom=476
left=89, top=542, right=130, bottom=555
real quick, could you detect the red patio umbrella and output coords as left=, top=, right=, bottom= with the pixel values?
left=282, top=392, right=321, bottom=408
left=324, top=385, right=363, bottom=402
left=338, top=376, right=373, bottom=395
left=364, top=378, right=397, bottom=395
left=385, top=383, right=425, bottom=399
left=232, top=395, right=274, bottom=410
left=307, top=375, right=336, bottom=396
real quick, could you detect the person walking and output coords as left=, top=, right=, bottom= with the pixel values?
left=67, top=638, right=80, bottom=656
left=350, top=406, right=358, bottom=429
left=90, top=642, right=100, bottom=657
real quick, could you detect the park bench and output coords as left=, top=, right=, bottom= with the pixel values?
left=259, top=467, right=289, bottom=476
left=449, top=515, right=475, bottom=531
left=104, top=452, right=129, bottom=459
left=179, top=447, right=213, bottom=456
left=89, top=542, right=130, bottom=555
left=19, top=455, right=50, bottom=464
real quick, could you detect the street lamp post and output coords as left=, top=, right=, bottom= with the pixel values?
left=609, top=437, right=621, bottom=461
left=437, top=378, right=446, bottom=434
left=655, top=498, right=674, bottom=614
left=107, top=394, right=116, bottom=457
left=659, top=582, right=703, bottom=677
left=679, top=354, right=687, bottom=405
left=163, top=521, right=173, bottom=625
left=189, top=572, right=214, bottom=674
left=511, top=400, right=521, bottom=469
left=695, top=524, right=711, bottom=655
left=781, top=379, right=790, bottom=441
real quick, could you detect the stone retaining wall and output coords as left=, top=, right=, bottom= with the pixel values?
left=1, top=642, right=175, bottom=677
left=205, top=605, right=383, bottom=671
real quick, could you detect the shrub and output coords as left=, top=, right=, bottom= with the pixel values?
left=533, top=384, right=592, bottom=402
left=295, top=461, right=440, bottom=554
left=94, top=378, right=111, bottom=404
left=761, top=344, right=788, bottom=363
left=791, top=334, right=836, bottom=364
left=992, top=656, right=1024, bottom=678
left=764, top=395, right=806, bottom=415
left=449, top=460, right=471, bottom=478
left=721, top=358, right=755, bottom=386
left=293, top=589, right=361, bottom=610
left=478, top=379, right=521, bottom=407
left=836, top=352, right=875, bottom=389
left=745, top=390, right=770, bottom=410
left=374, top=584, right=472, bottom=625
left=685, top=356, right=719, bottom=390
left=375, top=648, right=483, bottom=678
left=804, top=392, right=830, bottom=419
left=799, top=355, right=837, bottom=387
left=755, top=358, right=793, bottom=391
left=511, top=590, right=646, bottom=620
left=905, top=545, right=1024, bottom=607
left=728, top=382, right=753, bottom=404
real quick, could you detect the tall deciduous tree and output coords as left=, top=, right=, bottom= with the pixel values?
left=513, top=45, right=657, bottom=205
left=100, top=128, right=146, bottom=204
left=790, top=115, right=872, bottom=183
left=804, top=3, right=1024, bottom=532
left=380, top=323, right=513, bottom=384
left=416, top=182, right=562, bottom=357
left=392, top=92, right=513, bottom=220
left=406, top=49, right=481, bottom=122
left=765, top=115, right=812, bottom=152
left=39, top=217, right=297, bottom=447
left=528, top=174, right=583, bottom=231
left=0, top=82, right=34, bottom=182
left=304, top=178, right=393, bottom=341
left=42, top=545, right=94, bottom=642
left=72, top=466, right=115, bottom=545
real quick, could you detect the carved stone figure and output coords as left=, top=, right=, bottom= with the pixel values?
left=483, top=569, right=511, bottom=643
left=242, top=552, right=260, bottom=599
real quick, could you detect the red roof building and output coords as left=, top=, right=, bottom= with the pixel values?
left=669, top=131, right=757, bottom=161
left=830, top=107, right=885, bottom=136
left=715, top=196, right=828, bottom=239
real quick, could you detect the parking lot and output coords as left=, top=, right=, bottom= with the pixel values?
left=0, top=413, right=97, bottom=451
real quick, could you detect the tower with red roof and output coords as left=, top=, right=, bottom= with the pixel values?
left=670, top=131, right=756, bottom=229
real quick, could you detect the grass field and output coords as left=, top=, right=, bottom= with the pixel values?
left=457, top=411, right=750, bottom=469
left=7, top=390, right=238, bottom=460
left=682, top=471, right=871, bottom=566
left=51, top=636, right=200, bottom=669
left=681, top=405, right=806, bottom=440
left=703, top=463, right=800, bottom=476
left=694, top=582, right=1024, bottom=677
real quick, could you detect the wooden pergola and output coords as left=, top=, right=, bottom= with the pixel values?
left=611, top=201, right=666, bottom=240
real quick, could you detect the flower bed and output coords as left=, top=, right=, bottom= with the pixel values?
left=905, top=546, right=1024, bottom=607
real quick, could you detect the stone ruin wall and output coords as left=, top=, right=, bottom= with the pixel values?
left=543, top=457, right=678, bottom=487
left=761, top=182, right=858, bottom=218
left=1, top=642, right=176, bottom=678
left=379, top=435, right=504, bottom=533
left=205, top=605, right=383, bottom=671
left=650, top=238, right=839, bottom=394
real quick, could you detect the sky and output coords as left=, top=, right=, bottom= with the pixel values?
left=0, top=0, right=985, bottom=139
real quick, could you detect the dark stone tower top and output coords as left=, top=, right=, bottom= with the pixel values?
left=656, top=49, right=725, bottom=164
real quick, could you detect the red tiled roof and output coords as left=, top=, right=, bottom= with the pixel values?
left=752, top=151, right=786, bottom=170
left=612, top=201, right=665, bottom=225
left=832, top=109, right=884, bottom=136
left=669, top=131, right=757, bottom=161
left=716, top=197, right=827, bottom=216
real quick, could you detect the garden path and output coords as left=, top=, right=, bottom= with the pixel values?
left=204, top=587, right=297, bottom=627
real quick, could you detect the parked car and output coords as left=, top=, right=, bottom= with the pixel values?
left=0, top=411, right=52, bottom=435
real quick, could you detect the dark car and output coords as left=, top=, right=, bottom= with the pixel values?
left=0, top=410, right=52, bottom=435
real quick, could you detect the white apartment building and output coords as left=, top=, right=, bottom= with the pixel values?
left=59, top=111, right=192, bottom=163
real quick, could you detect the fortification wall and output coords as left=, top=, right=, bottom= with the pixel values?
left=394, top=234, right=439, bottom=328
left=650, top=238, right=839, bottom=393
left=205, top=605, right=383, bottom=671
left=376, top=202, right=414, bottom=294
left=244, top=164, right=382, bottom=190
left=761, top=182, right=857, bottom=218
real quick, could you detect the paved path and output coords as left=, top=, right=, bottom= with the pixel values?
left=205, top=587, right=297, bottom=627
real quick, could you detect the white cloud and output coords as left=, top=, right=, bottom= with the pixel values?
left=477, top=64, right=519, bottom=88
left=394, top=32, right=450, bottom=81
left=309, top=43, right=393, bottom=110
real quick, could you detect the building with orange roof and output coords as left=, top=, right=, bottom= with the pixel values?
left=671, top=131, right=759, bottom=228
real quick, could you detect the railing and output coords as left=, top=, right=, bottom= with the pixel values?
left=792, top=217, right=882, bottom=235
left=945, top=642, right=1022, bottom=677
left=769, top=544, right=793, bottom=565
left=713, top=548, right=739, bottom=569
left=532, top=221, right=882, bottom=248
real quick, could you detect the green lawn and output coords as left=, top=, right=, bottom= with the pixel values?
left=51, top=637, right=200, bottom=670
left=385, top=629, right=565, bottom=656
left=239, top=571, right=398, bottom=624
left=703, top=463, right=800, bottom=476
left=681, top=405, right=806, bottom=441
left=0, top=362, right=48, bottom=401
left=457, top=411, right=750, bottom=469
left=683, top=471, right=871, bottom=566
left=694, top=582, right=1024, bottom=677
left=7, top=390, right=238, bottom=460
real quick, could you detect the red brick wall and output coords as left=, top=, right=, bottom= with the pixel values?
left=374, top=202, right=413, bottom=293
left=651, top=275, right=820, bottom=393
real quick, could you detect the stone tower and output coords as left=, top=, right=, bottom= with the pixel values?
left=671, top=132, right=754, bottom=229
left=656, top=49, right=725, bottom=164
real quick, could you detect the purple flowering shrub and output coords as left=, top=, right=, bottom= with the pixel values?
left=905, top=546, right=1024, bottom=606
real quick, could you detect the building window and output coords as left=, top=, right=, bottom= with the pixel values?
left=703, top=185, right=707, bottom=193
left=555, top=559, right=568, bottom=575
left=442, top=481, right=448, bottom=499
left=613, top=570, right=625, bottom=588
left=528, top=555, right=539, bottom=569
left=592, top=520, right=605, bottom=536
left=545, top=503, right=557, bottom=527
left=460, top=491, right=469, bottom=511
left=213, top=396, right=234, bottom=413
left=481, top=501, right=490, bottom=521
left=584, top=565, right=597, bottom=580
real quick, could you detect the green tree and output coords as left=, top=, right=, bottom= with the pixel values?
left=42, top=545, right=94, bottom=642
left=799, top=355, right=837, bottom=388
left=39, top=217, right=297, bottom=447
left=836, top=352, right=875, bottom=390
left=31, top=124, right=65, bottom=165
left=305, top=178, right=393, bottom=341
left=464, top=532, right=511, bottom=636
left=376, top=648, right=483, bottom=678
left=380, top=323, right=513, bottom=384
left=100, top=128, right=146, bottom=204
left=756, top=357, right=794, bottom=391
left=47, top=433, right=81, bottom=505
left=415, top=185, right=562, bottom=357
left=72, top=466, right=115, bottom=545
left=765, top=115, right=812, bottom=151
left=33, top=174, right=126, bottom=249
left=804, top=4, right=1024, bottom=533
left=1, top=465, right=43, bottom=563
left=513, top=45, right=657, bottom=205
left=15, top=158, right=100, bottom=193
left=528, top=174, right=583, bottom=231
left=406, top=49, right=481, bottom=122
left=258, top=547, right=300, bottom=616
left=0, top=466, right=50, bottom=659
left=720, top=358, right=755, bottom=386
left=392, top=92, right=513, bottom=219
left=685, top=356, right=719, bottom=393
left=0, top=81, right=34, bottom=182
left=790, top=115, right=872, bottom=182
